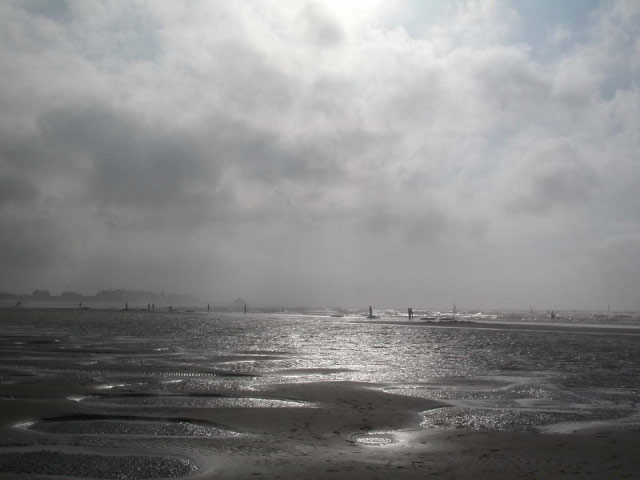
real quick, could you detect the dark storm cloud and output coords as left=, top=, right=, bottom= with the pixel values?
left=361, top=204, right=451, bottom=246
left=21, top=0, right=72, bottom=22
left=210, top=118, right=325, bottom=183
left=506, top=141, right=599, bottom=215
left=406, top=210, right=450, bottom=244
left=0, top=175, right=39, bottom=207
left=9, top=98, right=355, bottom=235
left=36, top=105, right=213, bottom=207
left=0, top=212, right=65, bottom=268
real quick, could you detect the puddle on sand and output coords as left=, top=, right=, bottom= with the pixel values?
left=0, top=449, right=196, bottom=479
left=350, top=432, right=396, bottom=446
left=382, top=375, right=554, bottom=404
left=420, top=407, right=620, bottom=432
left=22, top=415, right=242, bottom=438
left=539, top=412, right=640, bottom=434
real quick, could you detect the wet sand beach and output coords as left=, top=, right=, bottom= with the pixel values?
left=1, top=381, right=639, bottom=479
left=1, top=308, right=639, bottom=478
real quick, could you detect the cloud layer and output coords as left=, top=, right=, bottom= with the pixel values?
left=1, top=0, right=639, bottom=309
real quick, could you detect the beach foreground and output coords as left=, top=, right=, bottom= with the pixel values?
left=1, top=381, right=639, bottom=479
left=1, top=308, right=639, bottom=478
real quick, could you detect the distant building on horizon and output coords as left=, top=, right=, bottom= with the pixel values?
left=0, top=288, right=199, bottom=306
left=61, top=291, right=83, bottom=300
left=93, top=289, right=198, bottom=306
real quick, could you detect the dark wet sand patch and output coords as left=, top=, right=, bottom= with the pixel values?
left=268, top=368, right=354, bottom=376
left=0, top=450, right=196, bottom=479
left=0, top=363, right=259, bottom=379
left=23, top=414, right=242, bottom=437
left=75, top=393, right=311, bottom=408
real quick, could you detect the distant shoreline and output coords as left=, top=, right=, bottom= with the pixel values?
left=2, top=306, right=639, bottom=335
left=351, top=319, right=640, bottom=335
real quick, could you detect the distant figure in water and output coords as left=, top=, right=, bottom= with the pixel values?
left=207, top=303, right=210, bottom=313
left=550, top=310, right=556, bottom=320
left=79, top=302, right=82, bottom=309
left=369, top=306, right=373, bottom=318
left=244, top=304, right=247, bottom=315
left=408, top=307, right=413, bottom=320
left=125, top=302, right=128, bottom=311
left=152, top=303, right=155, bottom=311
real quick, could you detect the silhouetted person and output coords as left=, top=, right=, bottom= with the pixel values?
left=207, top=303, right=210, bottom=313
left=244, top=304, right=247, bottom=314
left=408, top=307, right=413, bottom=320
left=79, top=302, right=82, bottom=309
left=550, top=310, right=556, bottom=320
left=369, top=306, right=373, bottom=318
left=125, top=302, right=128, bottom=310
left=152, top=303, right=155, bottom=311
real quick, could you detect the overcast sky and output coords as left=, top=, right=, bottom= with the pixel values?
left=1, top=0, right=639, bottom=310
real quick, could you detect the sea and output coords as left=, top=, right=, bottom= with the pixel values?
left=0, top=306, right=639, bottom=478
